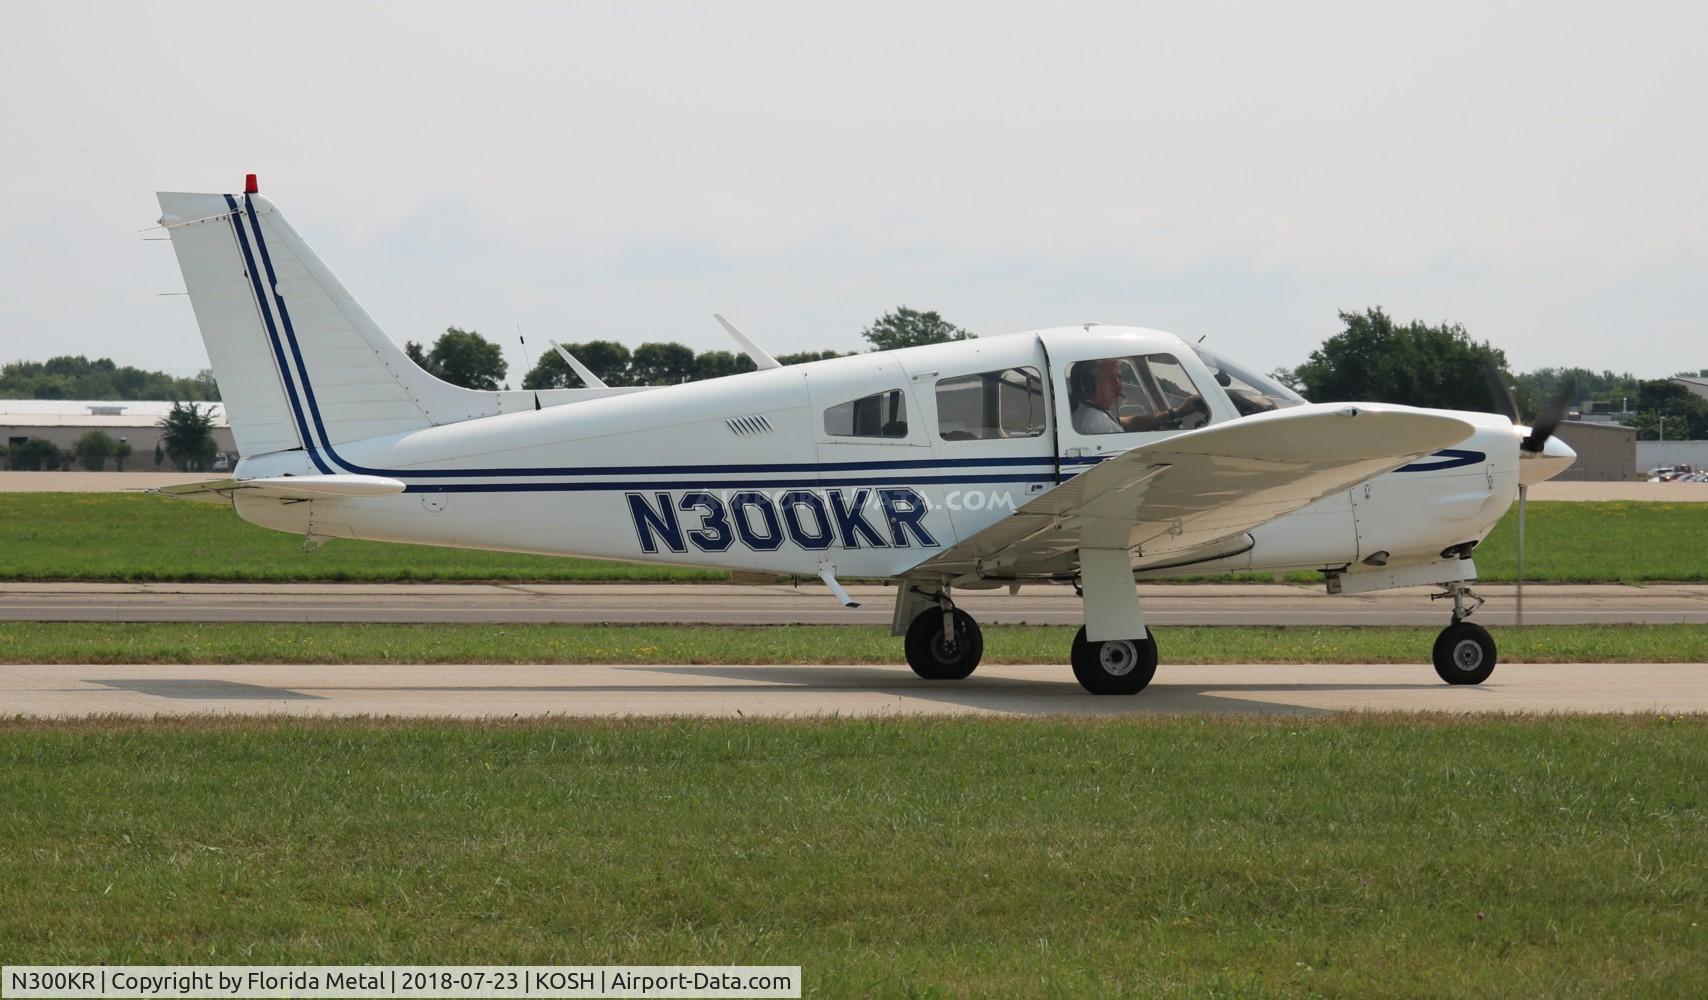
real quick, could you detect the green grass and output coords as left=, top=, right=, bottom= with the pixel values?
left=1471, top=500, right=1708, bottom=583
left=2, top=622, right=1704, bottom=664
left=2, top=715, right=1704, bottom=995
left=0, top=493, right=722, bottom=582
left=1, top=493, right=1703, bottom=582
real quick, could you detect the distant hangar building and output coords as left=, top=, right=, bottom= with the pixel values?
left=1, top=400, right=236, bottom=469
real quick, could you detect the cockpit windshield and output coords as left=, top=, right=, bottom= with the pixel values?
left=1191, top=346, right=1308, bottom=416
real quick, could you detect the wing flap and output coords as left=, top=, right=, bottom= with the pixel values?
left=152, top=474, right=406, bottom=504
left=908, top=404, right=1475, bottom=581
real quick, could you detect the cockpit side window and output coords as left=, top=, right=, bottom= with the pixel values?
left=824, top=388, right=909, bottom=438
left=1066, top=354, right=1210, bottom=434
left=1191, top=347, right=1308, bottom=417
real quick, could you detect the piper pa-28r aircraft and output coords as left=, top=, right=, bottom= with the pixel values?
left=155, top=178, right=1578, bottom=694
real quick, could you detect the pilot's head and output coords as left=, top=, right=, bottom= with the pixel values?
left=1089, top=359, right=1123, bottom=410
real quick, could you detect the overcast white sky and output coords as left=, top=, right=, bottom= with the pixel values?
left=1, top=1, right=1703, bottom=383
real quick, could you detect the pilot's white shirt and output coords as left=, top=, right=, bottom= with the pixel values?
left=1072, top=403, right=1123, bottom=435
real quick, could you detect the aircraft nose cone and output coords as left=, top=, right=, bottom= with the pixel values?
left=1518, top=431, right=1577, bottom=486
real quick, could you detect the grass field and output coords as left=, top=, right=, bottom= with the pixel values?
left=2, top=715, right=1703, bottom=995
left=0, top=493, right=722, bottom=582
left=2, top=621, right=1705, bottom=664
left=2, top=493, right=1704, bottom=582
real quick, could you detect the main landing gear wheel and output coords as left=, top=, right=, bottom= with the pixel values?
left=1070, top=626, right=1158, bottom=695
left=904, top=608, right=983, bottom=680
left=1433, top=621, right=1497, bottom=685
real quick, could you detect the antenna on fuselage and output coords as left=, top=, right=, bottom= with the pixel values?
left=713, top=314, right=781, bottom=370
left=518, top=324, right=541, bottom=409
left=548, top=340, right=609, bottom=389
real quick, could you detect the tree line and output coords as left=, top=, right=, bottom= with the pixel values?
left=410, top=304, right=1701, bottom=441
left=0, top=356, right=219, bottom=401
left=1270, top=308, right=1706, bottom=441
left=8, top=306, right=1701, bottom=471
left=402, top=307, right=971, bottom=391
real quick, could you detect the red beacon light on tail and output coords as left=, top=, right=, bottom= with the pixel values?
left=244, top=173, right=258, bottom=194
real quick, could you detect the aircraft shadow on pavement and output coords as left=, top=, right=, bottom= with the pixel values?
left=91, top=679, right=326, bottom=701
left=629, top=664, right=1450, bottom=716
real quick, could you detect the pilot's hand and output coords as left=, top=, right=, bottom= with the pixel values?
left=1168, top=395, right=1208, bottom=422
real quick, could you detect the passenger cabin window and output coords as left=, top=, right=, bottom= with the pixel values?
left=1066, top=354, right=1209, bottom=435
left=823, top=388, right=909, bottom=438
left=935, top=366, right=1046, bottom=440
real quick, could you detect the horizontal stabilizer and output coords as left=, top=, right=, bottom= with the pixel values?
left=152, top=474, right=406, bottom=505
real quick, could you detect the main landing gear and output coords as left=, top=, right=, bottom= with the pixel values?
left=900, top=590, right=1154, bottom=694
left=1431, top=582, right=1497, bottom=685
left=1070, top=627, right=1158, bottom=695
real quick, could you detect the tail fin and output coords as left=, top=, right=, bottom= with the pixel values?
left=158, top=188, right=546, bottom=463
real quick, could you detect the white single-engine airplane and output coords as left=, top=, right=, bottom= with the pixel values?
left=155, top=180, right=1578, bottom=694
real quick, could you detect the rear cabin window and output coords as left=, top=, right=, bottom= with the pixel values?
left=823, top=388, right=909, bottom=438
left=935, top=366, right=1046, bottom=440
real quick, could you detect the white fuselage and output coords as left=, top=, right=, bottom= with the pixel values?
left=230, top=327, right=1532, bottom=583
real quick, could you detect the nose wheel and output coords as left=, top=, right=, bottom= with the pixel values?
left=1431, top=583, right=1497, bottom=685
left=903, top=606, right=983, bottom=680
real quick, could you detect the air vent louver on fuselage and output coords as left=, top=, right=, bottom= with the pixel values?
left=725, top=414, right=774, bottom=436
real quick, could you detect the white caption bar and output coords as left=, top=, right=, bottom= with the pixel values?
left=1, top=967, right=801, bottom=999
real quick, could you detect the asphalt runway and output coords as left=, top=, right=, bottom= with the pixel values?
left=4, top=582, right=1706, bottom=626
left=4, top=662, right=1705, bottom=718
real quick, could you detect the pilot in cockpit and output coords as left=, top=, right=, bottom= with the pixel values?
left=1070, top=358, right=1207, bottom=434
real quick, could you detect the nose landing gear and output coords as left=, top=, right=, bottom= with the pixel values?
left=1431, top=583, right=1497, bottom=685
left=902, top=590, right=984, bottom=680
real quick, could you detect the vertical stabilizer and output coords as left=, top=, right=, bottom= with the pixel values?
left=158, top=187, right=590, bottom=466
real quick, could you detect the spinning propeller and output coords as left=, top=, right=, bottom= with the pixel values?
left=1482, top=358, right=1575, bottom=626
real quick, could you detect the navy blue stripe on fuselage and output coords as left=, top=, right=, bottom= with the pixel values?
left=224, top=194, right=332, bottom=474
left=1395, top=448, right=1485, bottom=472
left=405, top=473, right=1053, bottom=494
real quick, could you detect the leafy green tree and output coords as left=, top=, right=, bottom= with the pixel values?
left=693, top=350, right=757, bottom=381
left=157, top=401, right=219, bottom=471
left=521, top=340, right=634, bottom=389
left=73, top=430, right=117, bottom=471
left=629, top=342, right=699, bottom=385
left=405, top=327, right=509, bottom=390
left=776, top=349, right=854, bottom=366
left=0, top=356, right=219, bottom=401
left=113, top=439, right=132, bottom=472
left=1291, top=307, right=1508, bottom=412
left=8, top=438, right=64, bottom=471
left=1630, top=379, right=1708, bottom=440
left=1510, top=367, right=1641, bottom=422
left=861, top=306, right=974, bottom=352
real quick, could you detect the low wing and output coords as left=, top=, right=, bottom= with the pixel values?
left=151, top=474, right=406, bottom=505
left=906, top=403, right=1476, bottom=583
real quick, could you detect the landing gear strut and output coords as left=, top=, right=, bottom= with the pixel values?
left=1431, top=583, right=1496, bottom=685
left=903, top=589, right=983, bottom=680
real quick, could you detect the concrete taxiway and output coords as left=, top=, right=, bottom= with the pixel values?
left=4, top=582, right=1706, bottom=626
left=4, top=662, right=1705, bottom=718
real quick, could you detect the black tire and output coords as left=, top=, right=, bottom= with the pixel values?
left=1433, top=621, right=1497, bottom=685
left=1070, top=626, right=1158, bottom=695
left=904, top=608, right=983, bottom=680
